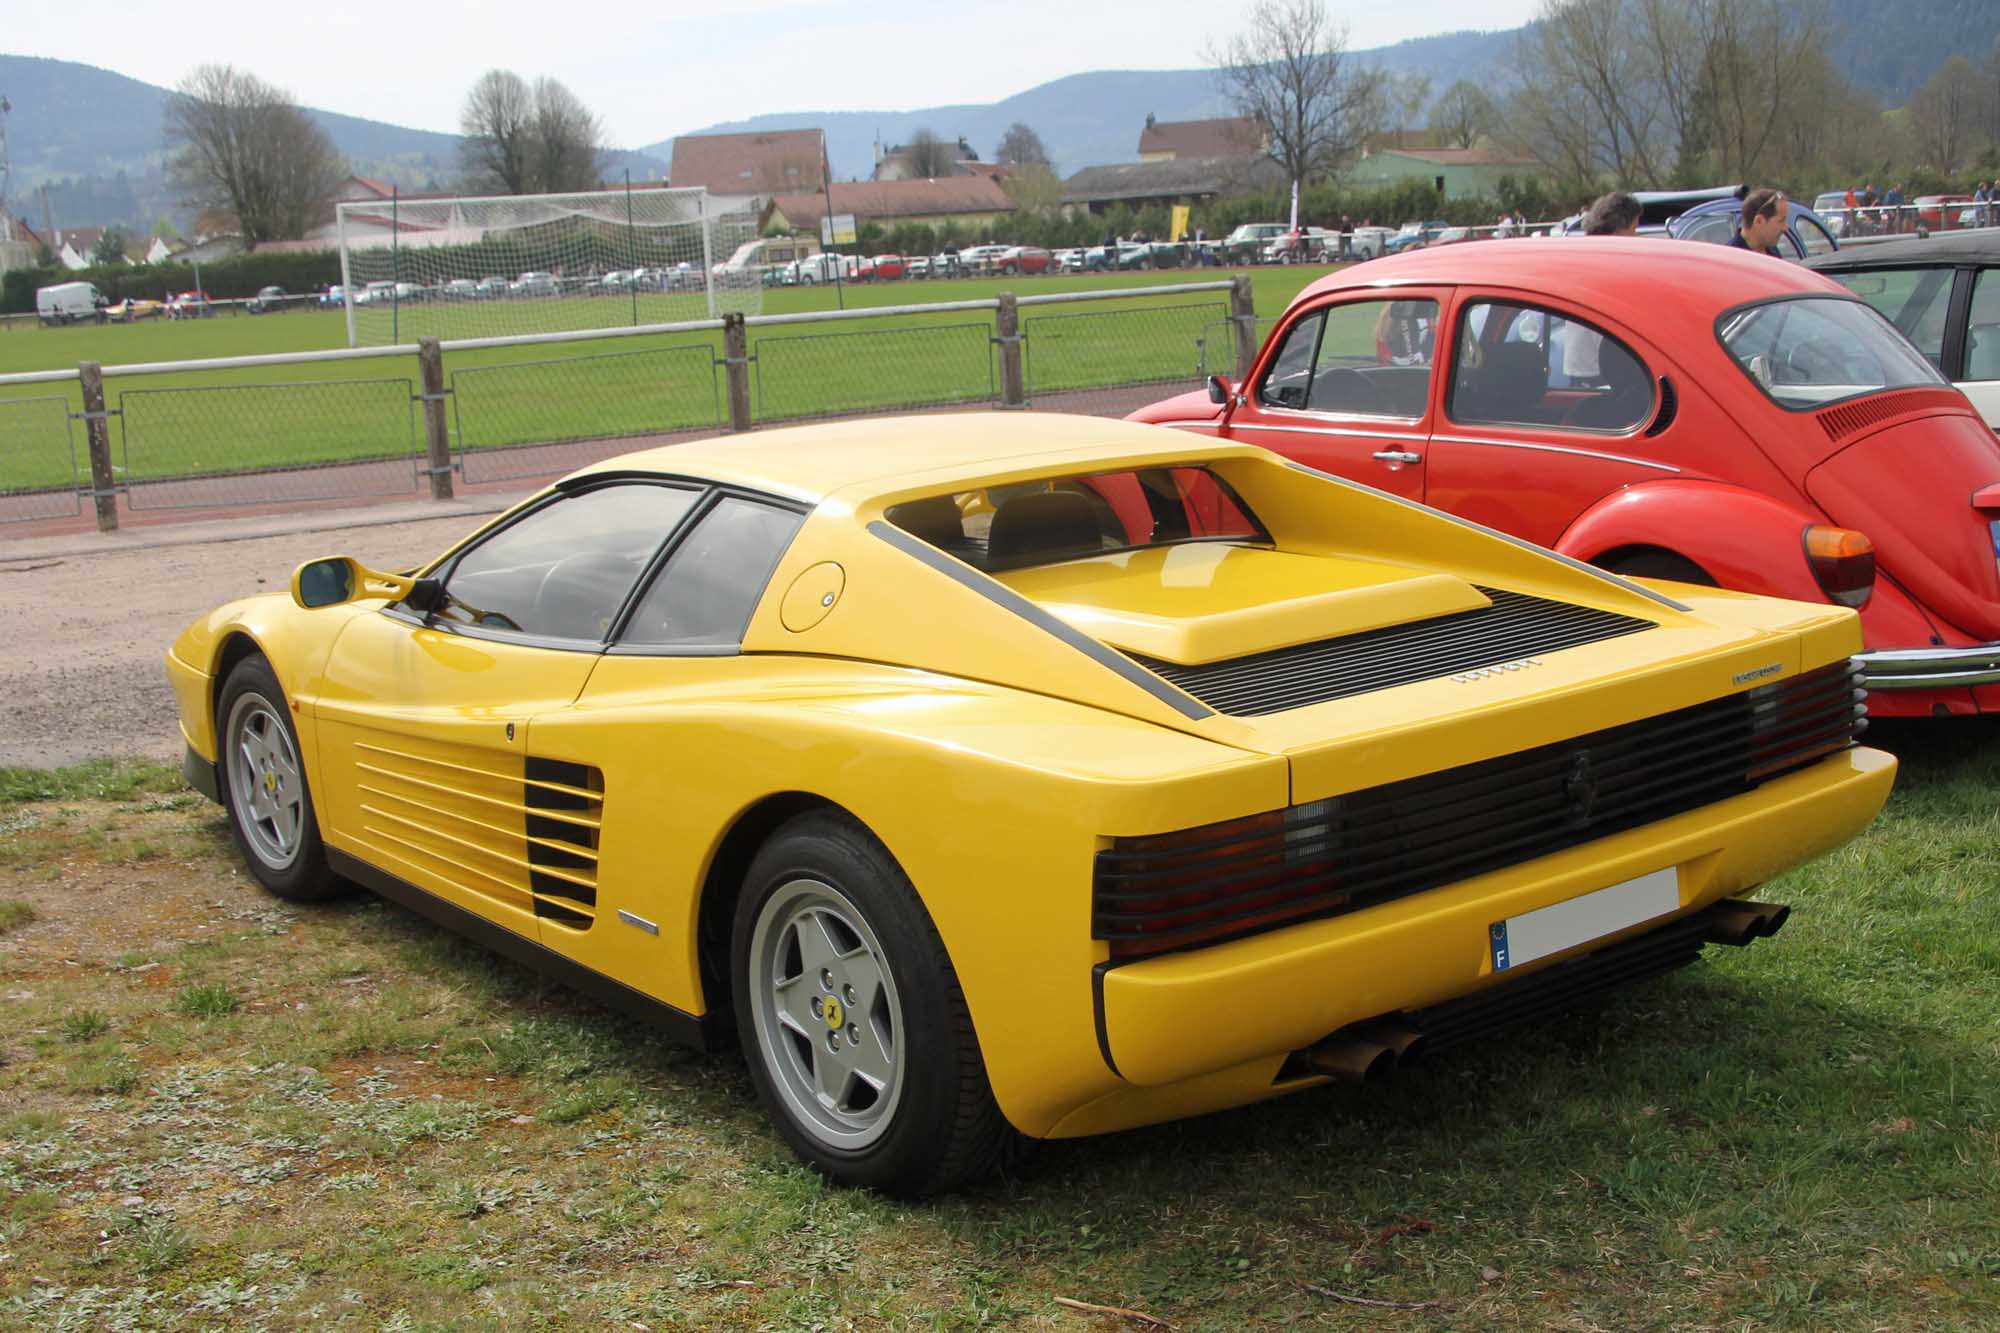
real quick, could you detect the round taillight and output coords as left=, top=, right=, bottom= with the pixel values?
left=1802, top=525, right=1875, bottom=608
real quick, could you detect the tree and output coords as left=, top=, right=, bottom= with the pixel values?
left=1210, top=0, right=1385, bottom=203
left=459, top=70, right=605, bottom=194
left=1000, top=162, right=1062, bottom=212
left=163, top=65, right=344, bottom=248
left=91, top=226, right=131, bottom=265
left=995, top=122, right=1052, bottom=168
left=1908, top=55, right=1984, bottom=169
left=1432, top=80, right=1496, bottom=150
left=905, top=130, right=957, bottom=178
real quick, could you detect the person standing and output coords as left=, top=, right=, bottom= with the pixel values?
left=1557, top=192, right=1642, bottom=386
left=1731, top=189, right=1787, bottom=256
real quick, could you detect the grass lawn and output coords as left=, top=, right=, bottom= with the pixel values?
left=0, top=268, right=1327, bottom=494
left=0, top=723, right=1994, bottom=1328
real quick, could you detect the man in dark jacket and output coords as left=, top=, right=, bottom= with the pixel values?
left=1730, top=189, right=1786, bottom=256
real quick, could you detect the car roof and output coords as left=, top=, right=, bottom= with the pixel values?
left=1805, top=231, right=2000, bottom=270
left=1299, top=236, right=1851, bottom=323
left=568, top=412, right=1246, bottom=505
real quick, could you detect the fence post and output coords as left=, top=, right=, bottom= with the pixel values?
left=723, top=313, right=752, bottom=432
left=78, top=360, right=118, bottom=533
left=1230, top=275, right=1259, bottom=379
left=417, top=337, right=454, bottom=501
left=996, top=291, right=1026, bottom=407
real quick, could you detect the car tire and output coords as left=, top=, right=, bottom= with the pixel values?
left=1602, top=549, right=1717, bottom=587
left=732, top=811, right=1025, bottom=1196
left=215, top=654, right=341, bottom=902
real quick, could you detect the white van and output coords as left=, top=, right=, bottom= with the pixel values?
left=713, top=236, right=817, bottom=278
left=36, top=281, right=107, bottom=326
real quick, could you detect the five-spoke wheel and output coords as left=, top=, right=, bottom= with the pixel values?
left=216, top=655, right=338, bottom=901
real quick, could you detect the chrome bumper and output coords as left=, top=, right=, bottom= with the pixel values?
left=1856, top=644, right=2000, bottom=689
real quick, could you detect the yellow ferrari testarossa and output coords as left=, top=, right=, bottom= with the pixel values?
left=167, top=414, right=1895, bottom=1194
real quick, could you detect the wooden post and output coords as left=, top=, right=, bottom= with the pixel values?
left=723, top=313, right=752, bottom=432
left=996, top=291, right=1025, bottom=407
left=1230, top=275, right=1259, bottom=380
left=417, top=337, right=454, bottom=500
left=78, top=360, right=118, bottom=532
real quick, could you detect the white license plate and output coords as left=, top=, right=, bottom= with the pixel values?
left=1489, top=867, right=1680, bottom=972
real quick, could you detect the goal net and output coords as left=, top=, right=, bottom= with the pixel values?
left=334, top=187, right=763, bottom=347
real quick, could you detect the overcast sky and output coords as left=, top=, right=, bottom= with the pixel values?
left=10, top=0, right=1545, bottom=148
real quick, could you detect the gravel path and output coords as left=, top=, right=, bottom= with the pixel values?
left=0, top=499, right=521, bottom=769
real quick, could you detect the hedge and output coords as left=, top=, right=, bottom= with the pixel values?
left=1, top=249, right=345, bottom=313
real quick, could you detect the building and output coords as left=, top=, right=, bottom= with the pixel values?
left=1060, top=156, right=1286, bottom=216
left=1345, top=141, right=1543, bottom=196
left=1136, top=116, right=1264, bottom=162
left=766, top=176, right=1015, bottom=234
left=671, top=129, right=827, bottom=196
left=872, top=136, right=985, bottom=182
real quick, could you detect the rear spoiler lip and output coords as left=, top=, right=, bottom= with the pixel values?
left=1971, top=482, right=2000, bottom=513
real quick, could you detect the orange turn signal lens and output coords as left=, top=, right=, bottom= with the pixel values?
left=1802, top=525, right=1875, bottom=608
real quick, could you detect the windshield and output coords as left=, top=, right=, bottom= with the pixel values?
left=885, top=466, right=1268, bottom=573
left=1716, top=297, right=1944, bottom=410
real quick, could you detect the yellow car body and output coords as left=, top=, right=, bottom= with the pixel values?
left=168, top=414, right=1894, bottom=1192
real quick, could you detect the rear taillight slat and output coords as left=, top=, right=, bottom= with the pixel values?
left=1093, top=661, right=1862, bottom=960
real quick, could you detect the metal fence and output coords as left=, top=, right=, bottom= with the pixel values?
left=0, top=395, right=82, bottom=523
left=452, top=343, right=721, bottom=485
left=119, top=379, right=420, bottom=510
left=0, top=278, right=1257, bottom=533
left=754, top=323, right=995, bottom=423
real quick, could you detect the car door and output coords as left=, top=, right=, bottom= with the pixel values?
left=312, top=480, right=703, bottom=943
left=1223, top=290, right=1448, bottom=502
left=1425, top=294, right=1666, bottom=548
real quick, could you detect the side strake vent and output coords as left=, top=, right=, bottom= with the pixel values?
left=525, top=758, right=603, bottom=929
left=1093, top=660, right=1865, bottom=961
left=1131, top=587, right=1655, bottom=716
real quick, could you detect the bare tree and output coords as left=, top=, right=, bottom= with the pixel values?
left=1210, top=0, right=1384, bottom=199
left=459, top=70, right=605, bottom=194
left=906, top=130, right=958, bottom=178
left=995, top=123, right=1052, bottom=167
left=1432, top=80, right=1496, bottom=150
left=1908, top=55, right=1984, bottom=169
left=1697, top=0, right=1829, bottom=181
left=1512, top=0, right=1665, bottom=183
left=163, top=65, right=343, bottom=247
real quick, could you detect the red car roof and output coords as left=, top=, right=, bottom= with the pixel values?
left=1296, top=237, right=1853, bottom=327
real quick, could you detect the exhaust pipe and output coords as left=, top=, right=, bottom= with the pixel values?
left=1298, top=1036, right=1396, bottom=1082
left=1704, top=898, right=1791, bottom=947
left=1347, top=1018, right=1427, bottom=1065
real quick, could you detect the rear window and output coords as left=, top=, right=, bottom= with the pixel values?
left=884, top=467, right=1267, bottom=573
left=1716, top=297, right=1945, bottom=410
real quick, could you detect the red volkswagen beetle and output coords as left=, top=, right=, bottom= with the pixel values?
left=1130, top=238, right=2000, bottom=717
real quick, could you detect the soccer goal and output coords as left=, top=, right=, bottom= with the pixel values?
left=334, top=187, right=764, bottom=347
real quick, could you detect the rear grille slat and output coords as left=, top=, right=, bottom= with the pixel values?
left=526, top=757, right=603, bottom=928
left=1094, top=660, right=1864, bottom=959
left=1134, top=587, right=1656, bottom=715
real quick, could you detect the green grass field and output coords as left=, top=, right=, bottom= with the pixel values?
left=0, top=723, right=1994, bottom=1328
left=0, top=269, right=1324, bottom=494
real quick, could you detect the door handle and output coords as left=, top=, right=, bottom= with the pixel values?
left=1372, top=449, right=1423, bottom=464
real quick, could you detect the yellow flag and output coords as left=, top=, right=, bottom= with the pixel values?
left=1170, top=205, right=1190, bottom=242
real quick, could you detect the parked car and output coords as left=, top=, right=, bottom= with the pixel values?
left=164, top=289, right=214, bottom=320
left=1221, top=222, right=1289, bottom=264
left=511, top=271, right=560, bottom=297
left=1383, top=220, right=1452, bottom=255
left=35, top=281, right=108, bottom=325
left=351, top=280, right=395, bottom=307
left=168, top=413, right=1891, bottom=1194
left=319, top=285, right=346, bottom=309
left=1805, top=231, right=2000, bottom=431
left=993, top=246, right=1054, bottom=276
left=1262, top=228, right=1339, bottom=264
left=1812, top=192, right=1852, bottom=238
left=783, top=253, right=845, bottom=285
left=1130, top=237, right=2000, bottom=718
left=1348, top=225, right=1395, bottom=260
left=955, top=244, right=1011, bottom=274
left=246, top=285, right=290, bottom=314
left=104, top=297, right=163, bottom=322
left=1914, top=194, right=1972, bottom=231
left=442, top=279, right=479, bottom=300
left=1562, top=186, right=1840, bottom=260
left=473, top=276, right=509, bottom=299
left=868, top=254, right=908, bottom=281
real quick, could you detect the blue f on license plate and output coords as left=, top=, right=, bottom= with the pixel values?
left=1489, top=867, right=1681, bottom=972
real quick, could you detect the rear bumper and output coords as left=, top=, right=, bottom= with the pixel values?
left=1857, top=643, right=2000, bottom=689
left=1090, top=746, right=1894, bottom=1095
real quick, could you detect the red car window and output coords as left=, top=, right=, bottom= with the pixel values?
left=1448, top=300, right=1654, bottom=433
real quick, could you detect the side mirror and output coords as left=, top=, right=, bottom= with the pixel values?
left=291, top=556, right=423, bottom=609
left=1207, top=374, right=1232, bottom=405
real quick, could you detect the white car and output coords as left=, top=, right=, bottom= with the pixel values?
left=510, top=271, right=559, bottom=297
